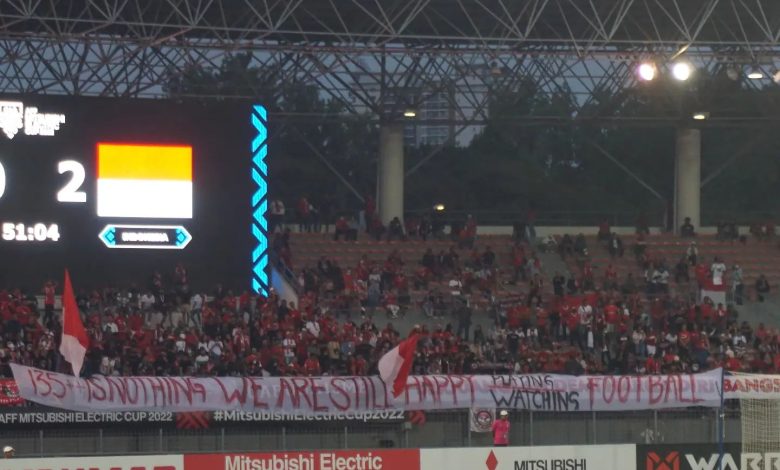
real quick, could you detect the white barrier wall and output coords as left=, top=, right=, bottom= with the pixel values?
left=0, top=455, right=184, bottom=470
left=421, top=445, right=636, bottom=470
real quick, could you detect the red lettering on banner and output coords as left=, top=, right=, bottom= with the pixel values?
left=345, top=377, right=361, bottom=408
left=586, top=377, right=598, bottom=409
left=150, top=377, right=167, bottom=406
left=310, top=378, right=327, bottom=412
left=449, top=376, right=464, bottom=405
left=635, top=376, right=642, bottom=403
left=45, top=372, right=66, bottom=399
left=687, top=374, right=697, bottom=403
left=330, top=378, right=350, bottom=411
left=187, top=378, right=207, bottom=404
left=32, top=369, right=51, bottom=398
left=214, top=377, right=248, bottom=405
left=106, top=376, right=128, bottom=403
left=648, top=375, right=663, bottom=405
left=138, top=377, right=151, bottom=405
left=291, top=377, right=314, bottom=410
left=602, top=376, right=615, bottom=403
left=404, top=376, right=422, bottom=404
left=9, top=364, right=728, bottom=414
left=464, top=376, right=476, bottom=404
left=249, top=378, right=269, bottom=409
left=277, top=378, right=298, bottom=407
left=367, top=375, right=387, bottom=410
left=617, top=376, right=630, bottom=403
left=27, top=368, right=40, bottom=396
left=433, top=376, right=450, bottom=404
left=380, top=377, right=391, bottom=408
left=663, top=375, right=680, bottom=404
left=87, top=377, right=106, bottom=401
left=422, top=376, right=437, bottom=403
left=169, top=377, right=196, bottom=404
left=163, top=376, right=174, bottom=403
left=360, top=376, right=371, bottom=409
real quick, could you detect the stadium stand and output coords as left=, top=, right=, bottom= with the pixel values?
left=1, top=218, right=779, bottom=395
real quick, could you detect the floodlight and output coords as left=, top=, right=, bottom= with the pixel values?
left=637, top=63, right=657, bottom=81
left=672, top=62, right=692, bottom=81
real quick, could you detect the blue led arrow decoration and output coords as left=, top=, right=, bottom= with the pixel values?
left=250, top=104, right=270, bottom=296
left=99, top=226, right=117, bottom=246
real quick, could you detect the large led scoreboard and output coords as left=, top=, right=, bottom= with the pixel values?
left=0, top=97, right=268, bottom=293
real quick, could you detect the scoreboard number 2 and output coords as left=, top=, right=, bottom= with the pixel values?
left=0, top=160, right=87, bottom=203
left=57, top=160, right=87, bottom=203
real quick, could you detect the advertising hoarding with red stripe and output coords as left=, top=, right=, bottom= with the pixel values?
left=183, top=450, right=420, bottom=470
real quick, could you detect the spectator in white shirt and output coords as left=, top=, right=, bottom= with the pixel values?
left=190, top=293, right=204, bottom=326
left=711, top=257, right=727, bottom=286
left=140, top=292, right=154, bottom=310
left=175, top=334, right=187, bottom=353
left=269, top=199, right=285, bottom=233
left=104, top=316, right=118, bottom=334
left=207, top=338, right=223, bottom=358
left=306, top=318, right=321, bottom=338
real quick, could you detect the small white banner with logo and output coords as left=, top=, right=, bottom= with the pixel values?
left=469, top=407, right=496, bottom=433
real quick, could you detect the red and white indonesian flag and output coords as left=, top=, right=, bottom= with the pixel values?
left=97, top=143, right=193, bottom=219
left=59, top=270, right=89, bottom=377
left=378, top=334, right=419, bottom=398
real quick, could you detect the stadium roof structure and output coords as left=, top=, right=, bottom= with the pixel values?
left=2, top=0, right=780, bottom=124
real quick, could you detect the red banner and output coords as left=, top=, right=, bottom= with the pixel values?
left=183, top=450, right=420, bottom=470
left=0, top=379, right=23, bottom=406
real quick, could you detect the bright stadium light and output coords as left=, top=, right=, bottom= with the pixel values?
left=692, top=112, right=709, bottom=120
left=747, top=67, right=764, bottom=80
left=671, top=62, right=693, bottom=81
left=403, top=109, right=417, bottom=118
left=637, top=63, right=657, bottom=81
left=433, top=204, right=445, bottom=212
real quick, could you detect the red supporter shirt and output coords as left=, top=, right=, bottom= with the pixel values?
left=491, top=419, right=510, bottom=445
left=44, top=286, right=55, bottom=306
left=605, top=304, right=619, bottom=324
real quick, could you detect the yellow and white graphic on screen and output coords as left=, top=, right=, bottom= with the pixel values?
left=96, top=143, right=192, bottom=219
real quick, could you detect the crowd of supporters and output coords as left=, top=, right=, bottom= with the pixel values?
left=0, top=222, right=777, bottom=382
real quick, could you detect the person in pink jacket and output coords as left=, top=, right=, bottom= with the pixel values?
left=492, top=410, right=510, bottom=446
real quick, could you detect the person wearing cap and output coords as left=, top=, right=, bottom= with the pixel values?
left=3, top=446, right=14, bottom=458
left=491, top=410, right=510, bottom=446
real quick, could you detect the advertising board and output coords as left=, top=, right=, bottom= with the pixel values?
left=421, top=444, right=636, bottom=470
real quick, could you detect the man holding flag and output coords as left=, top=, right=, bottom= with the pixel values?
left=59, top=270, right=89, bottom=377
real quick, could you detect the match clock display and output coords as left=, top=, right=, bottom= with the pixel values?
left=0, top=97, right=258, bottom=289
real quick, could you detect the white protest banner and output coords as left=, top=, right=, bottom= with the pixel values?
left=11, top=364, right=724, bottom=414
left=723, top=372, right=780, bottom=399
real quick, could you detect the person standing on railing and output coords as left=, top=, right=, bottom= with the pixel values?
left=492, top=410, right=510, bottom=446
